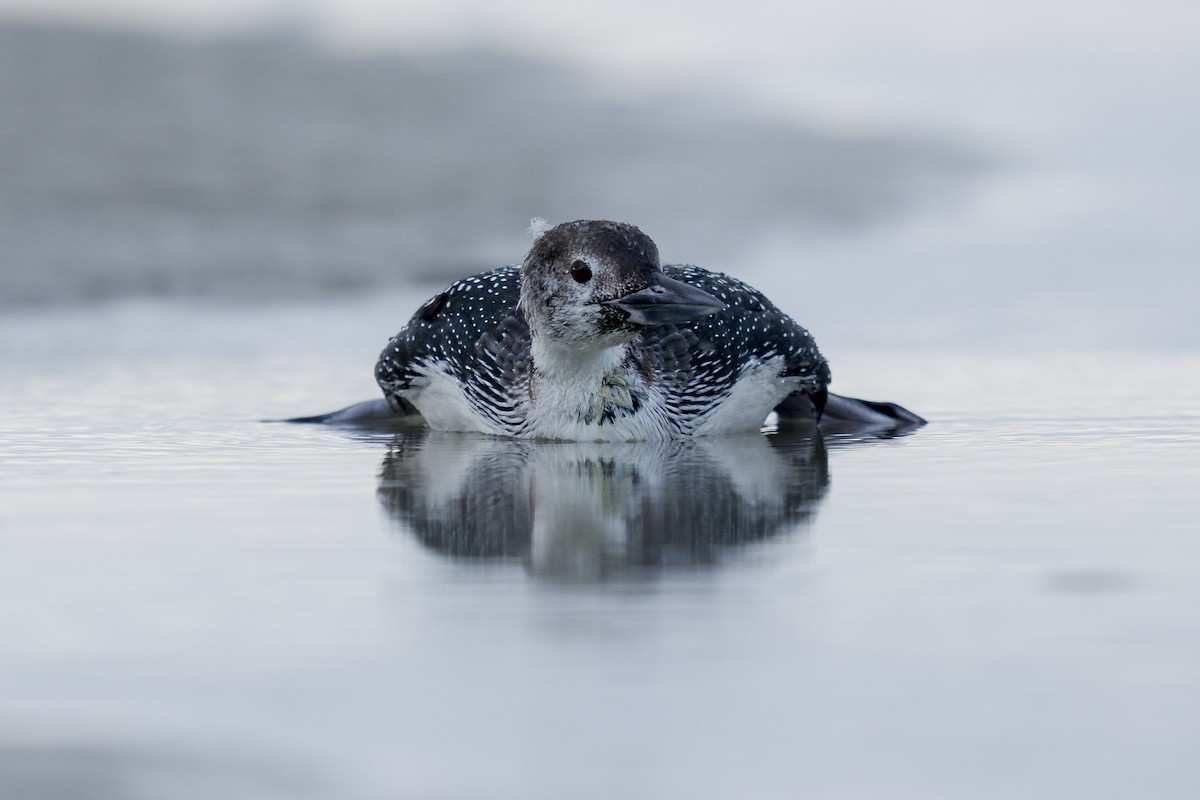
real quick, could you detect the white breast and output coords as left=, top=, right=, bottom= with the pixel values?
left=524, top=344, right=674, bottom=441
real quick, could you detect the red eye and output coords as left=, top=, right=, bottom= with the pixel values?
left=570, top=260, right=592, bottom=283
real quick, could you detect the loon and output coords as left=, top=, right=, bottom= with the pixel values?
left=296, top=219, right=924, bottom=439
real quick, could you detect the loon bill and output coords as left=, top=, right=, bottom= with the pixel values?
left=290, top=219, right=926, bottom=440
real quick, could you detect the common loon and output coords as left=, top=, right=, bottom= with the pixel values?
left=296, top=219, right=925, bottom=439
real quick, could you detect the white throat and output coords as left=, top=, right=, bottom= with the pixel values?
left=530, top=334, right=628, bottom=384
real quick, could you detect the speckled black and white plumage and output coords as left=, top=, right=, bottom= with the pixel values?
left=376, top=265, right=535, bottom=434
left=375, top=220, right=831, bottom=441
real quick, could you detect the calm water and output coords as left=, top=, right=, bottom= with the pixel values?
left=2, top=300, right=1199, bottom=799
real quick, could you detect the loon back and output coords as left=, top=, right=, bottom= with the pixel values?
left=375, top=264, right=830, bottom=440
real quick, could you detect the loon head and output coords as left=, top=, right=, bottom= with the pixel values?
left=519, top=220, right=725, bottom=348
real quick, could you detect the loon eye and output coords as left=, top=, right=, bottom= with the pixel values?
left=570, top=260, right=592, bottom=283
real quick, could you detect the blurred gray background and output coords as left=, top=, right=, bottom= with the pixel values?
left=1, top=1, right=1197, bottom=348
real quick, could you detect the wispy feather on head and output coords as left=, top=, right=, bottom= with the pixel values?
left=528, top=217, right=552, bottom=240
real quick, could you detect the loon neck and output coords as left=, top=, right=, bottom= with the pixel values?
left=529, top=334, right=630, bottom=383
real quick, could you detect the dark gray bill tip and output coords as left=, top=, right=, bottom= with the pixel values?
left=605, top=272, right=726, bottom=326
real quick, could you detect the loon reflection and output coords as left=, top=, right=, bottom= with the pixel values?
left=377, top=428, right=830, bottom=579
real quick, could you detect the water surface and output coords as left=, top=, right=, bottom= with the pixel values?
left=2, top=301, right=1198, bottom=798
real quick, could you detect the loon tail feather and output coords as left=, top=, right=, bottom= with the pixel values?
left=272, top=397, right=419, bottom=425
left=775, top=390, right=926, bottom=433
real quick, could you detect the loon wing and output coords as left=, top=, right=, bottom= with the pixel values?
left=375, top=265, right=531, bottom=433
left=643, top=265, right=830, bottom=425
